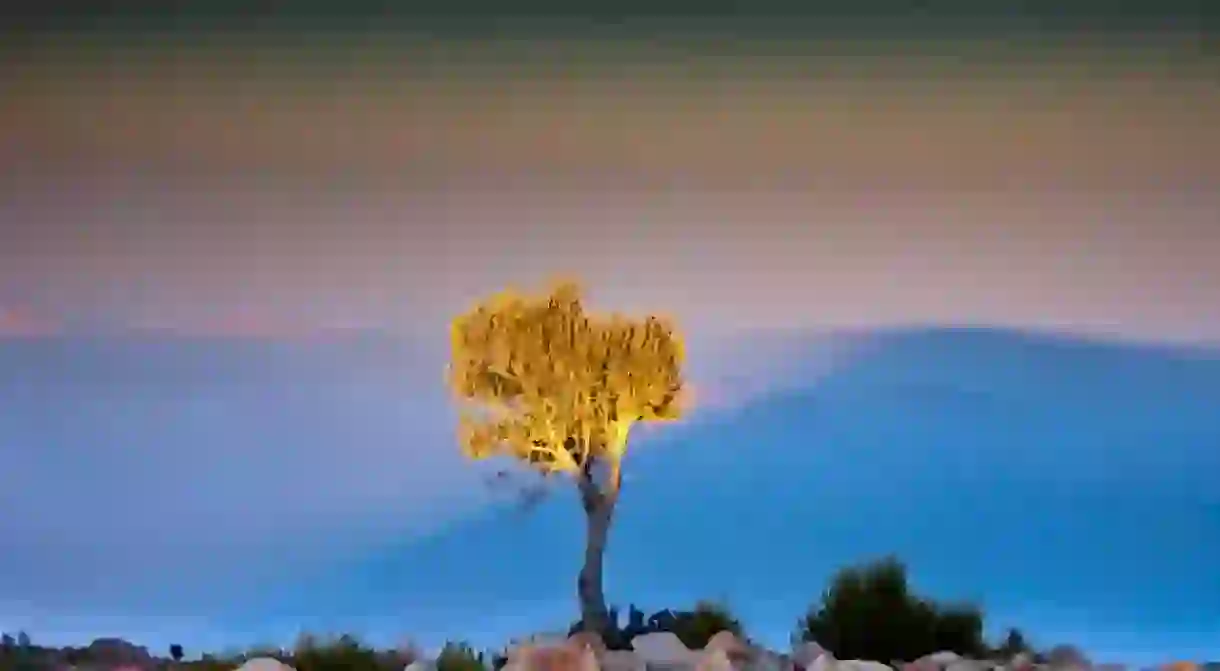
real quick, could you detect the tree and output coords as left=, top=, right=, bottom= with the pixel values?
left=170, top=644, right=185, bottom=662
left=796, top=556, right=985, bottom=662
left=448, top=280, right=687, bottom=634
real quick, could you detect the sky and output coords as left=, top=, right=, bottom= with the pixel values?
left=1, top=2, right=1218, bottom=666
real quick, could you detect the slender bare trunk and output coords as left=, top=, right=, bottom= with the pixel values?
left=577, top=460, right=621, bottom=634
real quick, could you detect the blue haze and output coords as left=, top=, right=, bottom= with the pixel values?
left=1, top=328, right=1217, bottom=664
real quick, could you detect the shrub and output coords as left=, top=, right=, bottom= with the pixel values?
left=796, top=556, right=985, bottom=662
left=568, top=600, right=745, bottom=651
left=436, top=642, right=486, bottom=671
left=661, top=600, right=745, bottom=650
left=292, top=633, right=383, bottom=671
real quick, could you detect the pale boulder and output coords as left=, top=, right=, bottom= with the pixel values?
left=696, top=649, right=736, bottom=671
left=904, top=660, right=940, bottom=671
left=404, top=662, right=437, bottom=671
left=706, top=632, right=750, bottom=655
left=504, top=639, right=599, bottom=671
left=631, top=632, right=696, bottom=666
left=924, top=654, right=963, bottom=668
left=947, top=660, right=993, bottom=671
left=235, top=659, right=297, bottom=671
left=705, top=631, right=753, bottom=668
left=568, top=633, right=609, bottom=655
left=520, top=634, right=575, bottom=650
left=792, top=643, right=827, bottom=670
left=807, top=653, right=839, bottom=671
left=599, top=650, right=646, bottom=671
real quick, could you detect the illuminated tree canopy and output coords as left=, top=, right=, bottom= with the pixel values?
left=448, top=280, right=686, bottom=490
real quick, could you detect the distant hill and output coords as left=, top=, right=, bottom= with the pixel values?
left=2, top=326, right=1215, bottom=658
left=324, top=326, right=1220, bottom=651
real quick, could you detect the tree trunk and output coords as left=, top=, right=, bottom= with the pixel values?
left=577, top=462, right=620, bottom=634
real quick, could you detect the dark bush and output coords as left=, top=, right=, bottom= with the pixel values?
left=661, top=601, right=745, bottom=650
left=796, top=556, right=985, bottom=662
left=993, top=628, right=1032, bottom=660
left=436, top=642, right=486, bottom=671
left=568, top=600, right=744, bottom=651
left=290, top=634, right=385, bottom=671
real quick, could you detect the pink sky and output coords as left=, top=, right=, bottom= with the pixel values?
left=1, top=39, right=1217, bottom=345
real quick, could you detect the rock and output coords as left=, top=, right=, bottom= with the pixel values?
left=840, top=661, right=894, bottom=671
left=524, top=634, right=576, bottom=649
left=947, top=660, right=992, bottom=671
left=807, top=653, right=838, bottom=671
left=706, top=632, right=749, bottom=655
left=568, top=633, right=608, bottom=655
left=234, top=659, right=298, bottom=671
left=504, top=640, right=599, bottom=671
left=923, top=654, right=963, bottom=668
left=630, top=633, right=695, bottom=666
left=705, top=631, right=753, bottom=667
left=405, top=661, right=438, bottom=671
left=599, top=650, right=646, bottom=671
left=792, top=645, right=827, bottom=670
left=696, top=650, right=736, bottom=671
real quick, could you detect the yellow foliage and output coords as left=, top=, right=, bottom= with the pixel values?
left=448, top=279, right=686, bottom=479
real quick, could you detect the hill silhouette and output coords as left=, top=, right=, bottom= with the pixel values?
left=323, top=327, right=1219, bottom=650
left=1, top=326, right=1215, bottom=657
